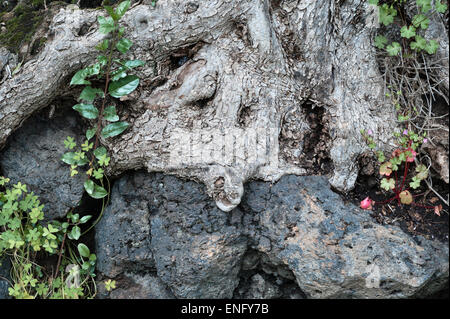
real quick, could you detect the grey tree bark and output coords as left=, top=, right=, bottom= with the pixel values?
left=0, top=0, right=447, bottom=211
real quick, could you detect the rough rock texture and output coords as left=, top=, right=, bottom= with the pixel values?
left=97, top=272, right=175, bottom=299
left=241, top=175, right=449, bottom=298
left=95, top=171, right=247, bottom=299
left=0, top=104, right=86, bottom=220
left=95, top=171, right=448, bottom=299
left=0, top=257, right=11, bottom=299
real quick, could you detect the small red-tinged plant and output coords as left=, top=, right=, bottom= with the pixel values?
left=359, top=128, right=443, bottom=216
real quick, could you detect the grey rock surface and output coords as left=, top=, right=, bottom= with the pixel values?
left=0, top=257, right=11, bottom=299
left=0, top=105, right=86, bottom=220
left=97, top=272, right=175, bottom=299
left=96, top=172, right=448, bottom=299
left=96, top=172, right=247, bottom=299
left=241, top=175, right=449, bottom=298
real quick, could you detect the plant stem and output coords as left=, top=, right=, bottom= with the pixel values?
left=53, top=231, right=67, bottom=279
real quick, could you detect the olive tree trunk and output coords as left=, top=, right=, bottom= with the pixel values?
left=0, top=0, right=447, bottom=211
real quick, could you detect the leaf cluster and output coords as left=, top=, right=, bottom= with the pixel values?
left=371, top=0, right=447, bottom=56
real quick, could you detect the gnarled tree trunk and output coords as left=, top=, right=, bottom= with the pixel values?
left=0, top=0, right=447, bottom=211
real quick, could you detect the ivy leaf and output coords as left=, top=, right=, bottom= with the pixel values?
left=108, top=75, right=139, bottom=98
left=386, top=42, right=401, bottom=56
left=116, top=38, right=133, bottom=54
left=101, top=122, right=129, bottom=138
left=368, top=0, right=379, bottom=4
left=104, top=105, right=119, bottom=122
left=435, top=0, right=448, bottom=13
left=399, top=190, right=413, bottom=204
left=73, top=104, right=99, bottom=120
left=412, top=14, right=430, bottom=29
left=79, top=86, right=104, bottom=102
left=374, top=35, right=388, bottom=49
left=84, top=180, right=108, bottom=199
left=64, top=136, right=76, bottom=150
left=77, top=243, right=90, bottom=258
left=425, top=39, right=439, bottom=54
left=98, top=16, right=115, bottom=34
left=93, top=168, right=104, bottom=180
left=400, top=25, right=416, bottom=39
left=98, top=154, right=111, bottom=167
left=380, top=178, right=395, bottom=191
left=81, top=140, right=94, bottom=152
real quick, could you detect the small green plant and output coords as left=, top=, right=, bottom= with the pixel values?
left=369, top=0, right=447, bottom=56
left=0, top=177, right=96, bottom=298
left=359, top=129, right=442, bottom=216
left=104, top=279, right=116, bottom=292
left=62, top=0, right=144, bottom=201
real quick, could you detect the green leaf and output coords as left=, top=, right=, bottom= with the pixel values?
left=104, top=5, right=119, bottom=21
left=64, top=136, right=76, bottom=150
left=410, top=35, right=427, bottom=51
left=86, top=127, right=97, bottom=141
left=409, top=178, right=421, bottom=189
left=416, top=0, right=432, bottom=13
left=96, top=39, right=109, bottom=52
left=97, top=55, right=108, bottom=66
left=70, top=226, right=81, bottom=240
left=61, top=152, right=88, bottom=166
left=116, top=38, right=133, bottom=53
left=374, top=35, right=388, bottom=49
left=104, top=105, right=119, bottom=122
left=386, top=42, right=401, bottom=56
left=79, top=86, right=104, bottom=102
left=368, top=0, right=378, bottom=4
left=108, top=75, right=139, bottom=98
left=77, top=243, right=90, bottom=258
left=379, top=4, right=397, bottom=26
left=111, top=68, right=127, bottom=81
left=98, top=16, right=115, bottom=34
left=80, top=215, right=92, bottom=224
left=435, top=0, right=448, bottom=13
left=124, top=60, right=145, bottom=68
left=73, top=104, right=99, bottom=119
left=400, top=25, right=416, bottom=39
left=84, top=180, right=108, bottom=199
left=412, top=14, right=430, bottom=29
left=101, top=122, right=129, bottom=138
left=425, top=39, right=439, bottom=54
left=93, top=168, right=104, bottom=180
left=94, top=146, right=107, bottom=160
left=116, top=0, right=131, bottom=19
left=70, top=69, right=91, bottom=86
